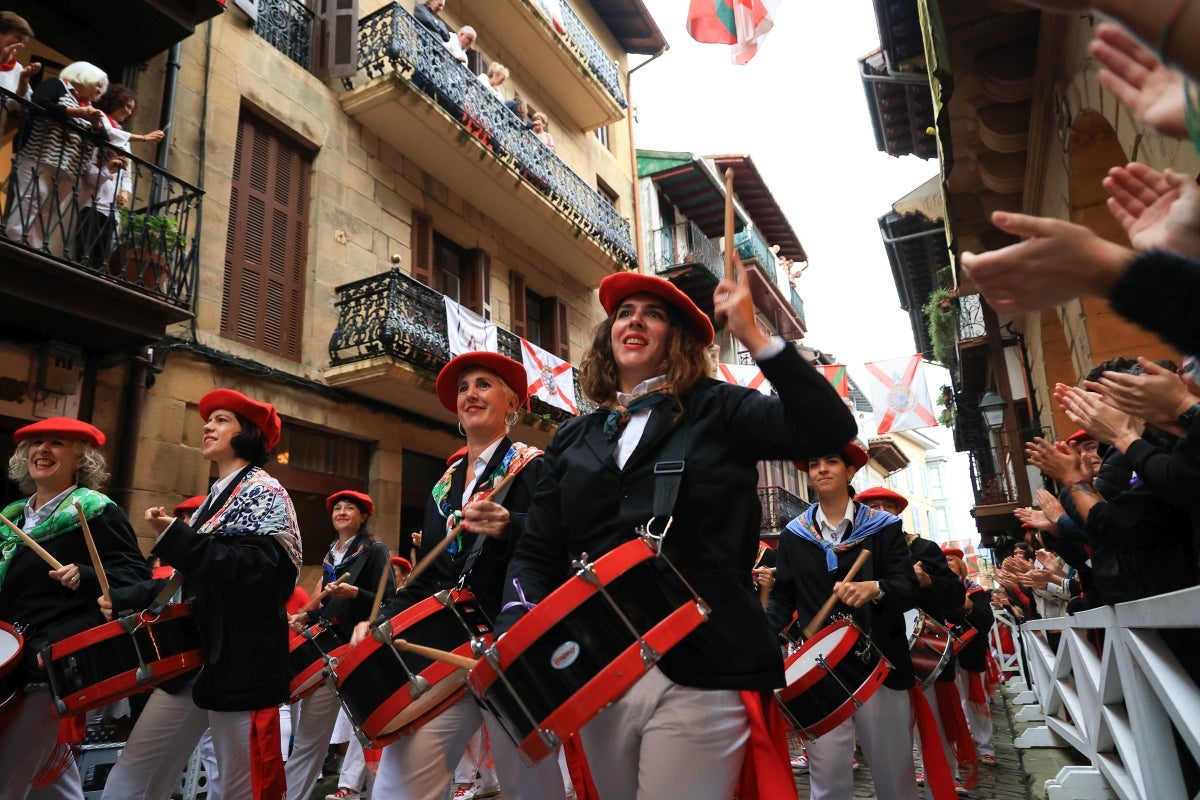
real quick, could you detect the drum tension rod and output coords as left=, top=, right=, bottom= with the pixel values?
left=571, top=552, right=662, bottom=669
left=40, top=643, right=72, bottom=716
left=815, top=653, right=866, bottom=710
left=117, top=611, right=159, bottom=684
left=373, top=621, right=431, bottom=698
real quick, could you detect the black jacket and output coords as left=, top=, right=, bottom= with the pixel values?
left=498, top=344, right=858, bottom=691
left=303, top=536, right=394, bottom=639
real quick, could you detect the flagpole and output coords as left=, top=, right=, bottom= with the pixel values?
left=723, top=168, right=735, bottom=282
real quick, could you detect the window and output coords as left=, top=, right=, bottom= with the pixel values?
left=597, top=178, right=618, bottom=209
left=926, top=463, right=944, bottom=497
left=411, top=213, right=491, bottom=316
left=221, top=111, right=312, bottom=361
left=510, top=271, right=569, bottom=359
left=595, top=125, right=610, bottom=150
left=251, top=0, right=359, bottom=79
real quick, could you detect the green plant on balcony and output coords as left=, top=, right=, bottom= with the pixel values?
left=110, top=210, right=187, bottom=291
left=936, top=384, right=955, bottom=428
left=923, top=288, right=958, bottom=371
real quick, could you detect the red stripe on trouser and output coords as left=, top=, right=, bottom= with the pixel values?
left=909, top=685, right=958, bottom=800
left=250, top=707, right=286, bottom=800
left=563, top=733, right=600, bottom=800
left=734, top=690, right=798, bottom=800
left=935, top=680, right=978, bottom=789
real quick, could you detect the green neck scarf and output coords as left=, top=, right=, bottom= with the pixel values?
left=0, top=487, right=110, bottom=592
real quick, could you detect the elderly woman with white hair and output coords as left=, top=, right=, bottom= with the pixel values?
left=3, top=60, right=107, bottom=253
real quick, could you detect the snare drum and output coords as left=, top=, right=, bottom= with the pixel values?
left=776, top=618, right=891, bottom=740
left=43, top=603, right=202, bottom=716
left=331, top=588, right=492, bottom=746
left=909, top=613, right=955, bottom=689
left=467, top=538, right=710, bottom=765
left=0, top=621, right=25, bottom=721
left=288, top=621, right=344, bottom=703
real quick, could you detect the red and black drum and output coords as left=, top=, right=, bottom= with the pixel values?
left=467, top=538, right=710, bottom=765
left=908, top=611, right=976, bottom=689
left=0, top=621, right=25, bottom=722
left=288, top=621, right=345, bottom=703
left=776, top=617, right=891, bottom=740
left=43, top=604, right=202, bottom=716
left=331, top=588, right=491, bottom=746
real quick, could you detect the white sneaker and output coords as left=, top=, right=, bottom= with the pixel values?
left=452, top=785, right=477, bottom=800
left=474, top=784, right=501, bottom=799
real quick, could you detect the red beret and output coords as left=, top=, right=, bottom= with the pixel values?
left=447, top=446, right=468, bottom=466
left=435, top=352, right=528, bottom=413
left=842, top=441, right=870, bottom=470
left=856, top=486, right=909, bottom=512
left=199, top=389, right=282, bottom=451
left=326, top=490, right=375, bottom=516
left=598, top=272, right=715, bottom=346
left=942, top=546, right=965, bottom=560
left=173, top=495, right=206, bottom=518
left=15, top=417, right=106, bottom=448
left=1065, top=429, right=1093, bottom=444
left=390, top=555, right=412, bottom=571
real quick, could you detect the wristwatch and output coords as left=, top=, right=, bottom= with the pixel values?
left=874, top=580, right=885, bottom=601
left=1179, top=401, right=1200, bottom=428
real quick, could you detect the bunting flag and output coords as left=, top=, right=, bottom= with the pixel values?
left=520, top=338, right=578, bottom=415
left=816, top=364, right=849, bottom=400
left=686, top=0, right=779, bottom=64
left=717, top=363, right=773, bottom=395
left=863, top=354, right=938, bottom=434
left=444, top=297, right=498, bottom=356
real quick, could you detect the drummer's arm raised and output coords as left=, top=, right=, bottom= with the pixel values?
left=873, top=522, right=920, bottom=612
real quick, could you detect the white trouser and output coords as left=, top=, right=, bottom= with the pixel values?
left=199, top=729, right=221, bottom=800
left=374, top=694, right=564, bottom=800
left=339, top=737, right=366, bottom=791
left=0, top=688, right=82, bottom=800
left=100, top=682, right=277, bottom=800
left=915, top=682, right=958, bottom=779
left=453, top=725, right=498, bottom=788
left=576, top=666, right=749, bottom=800
left=805, top=685, right=919, bottom=800
left=956, top=667, right=994, bottom=757
left=285, top=684, right=342, bottom=800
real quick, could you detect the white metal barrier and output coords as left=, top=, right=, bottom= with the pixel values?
left=1011, top=585, right=1200, bottom=800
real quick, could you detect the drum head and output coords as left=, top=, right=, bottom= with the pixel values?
left=784, top=621, right=856, bottom=686
left=903, top=609, right=921, bottom=646
left=0, top=628, right=20, bottom=669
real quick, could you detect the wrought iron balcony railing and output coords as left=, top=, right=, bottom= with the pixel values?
left=329, top=267, right=597, bottom=422
left=956, top=292, right=987, bottom=341
left=254, top=0, right=314, bottom=69
left=647, top=220, right=722, bottom=281
left=967, top=443, right=1023, bottom=506
left=759, top=485, right=810, bottom=536
left=532, top=0, right=628, bottom=108
left=348, top=3, right=636, bottom=267
left=734, top=227, right=779, bottom=285
left=788, top=284, right=806, bottom=328
left=0, top=89, right=200, bottom=309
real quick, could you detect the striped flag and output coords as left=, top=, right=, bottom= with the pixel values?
left=444, top=297, right=498, bottom=356
left=716, top=363, right=772, bottom=395
left=816, top=364, right=849, bottom=399
left=863, top=355, right=938, bottom=434
left=520, top=338, right=578, bottom=415
left=687, top=0, right=780, bottom=64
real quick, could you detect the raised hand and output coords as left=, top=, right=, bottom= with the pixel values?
left=1104, top=163, right=1200, bottom=256
left=1091, top=22, right=1188, bottom=139
left=1055, top=384, right=1140, bottom=447
left=1084, top=356, right=1195, bottom=424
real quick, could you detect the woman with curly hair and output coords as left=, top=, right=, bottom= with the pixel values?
left=0, top=417, right=148, bottom=798
left=496, top=259, right=857, bottom=799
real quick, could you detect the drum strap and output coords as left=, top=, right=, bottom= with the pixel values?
left=454, top=477, right=517, bottom=587
left=147, top=570, right=186, bottom=615
left=651, top=420, right=691, bottom=522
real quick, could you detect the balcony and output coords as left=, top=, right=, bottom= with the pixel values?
left=955, top=292, right=990, bottom=395
left=0, top=92, right=199, bottom=352
left=254, top=0, right=314, bottom=69
left=734, top=227, right=804, bottom=340
left=341, top=3, right=636, bottom=282
left=967, top=442, right=1023, bottom=519
left=735, top=227, right=779, bottom=285
left=326, top=267, right=596, bottom=424
left=759, top=486, right=810, bottom=541
left=463, top=0, right=627, bottom=129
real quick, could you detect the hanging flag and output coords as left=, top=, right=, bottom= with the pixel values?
left=444, top=297, right=498, bottom=357
left=863, top=355, right=938, bottom=434
left=816, top=364, right=849, bottom=399
left=686, top=0, right=780, bottom=65
left=541, top=0, right=567, bottom=34
left=520, top=338, right=578, bottom=415
left=716, top=363, right=772, bottom=395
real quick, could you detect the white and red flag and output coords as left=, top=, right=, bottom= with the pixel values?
left=520, top=338, right=578, bottom=415
left=716, top=363, right=772, bottom=395
left=863, top=355, right=937, bottom=433
left=687, top=0, right=780, bottom=64
left=444, top=297, right=497, bottom=356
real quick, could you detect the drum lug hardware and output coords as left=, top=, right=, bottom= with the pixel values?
left=116, top=612, right=142, bottom=634
left=638, top=641, right=662, bottom=667
left=571, top=553, right=598, bottom=584
left=434, top=589, right=455, bottom=608
left=354, top=729, right=373, bottom=748
left=637, top=516, right=674, bottom=553
left=816, top=653, right=861, bottom=704
left=41, top=643, right=70, bottom=716
left=408, top=675, right=431, bottom=699
left=370, top=621, right=393, bottom=646
left=536, top=728, right=562, bottom=753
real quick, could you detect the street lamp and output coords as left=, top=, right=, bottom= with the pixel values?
left=978, top=389, right=1007, bottom=432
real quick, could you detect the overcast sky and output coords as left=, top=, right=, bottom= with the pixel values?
left=629, top=0, right=981, bottom=543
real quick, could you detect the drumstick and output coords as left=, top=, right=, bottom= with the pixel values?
left=800, top=548, right=872, bottom=640
left=298, top=572, right=351, bottom=614
left=74, top=501, right=110, bottom=604
left=723, top=168, right=736, bottom=282
left=367, top=554, right=393, bottom=623
left=0, top=512, right=64, bottom=570
left=394, top=638, right=478, bottom=671
left=403, top=470, right=519, bottom=590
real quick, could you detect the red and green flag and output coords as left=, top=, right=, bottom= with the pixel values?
left=817, top=364, right=849, bottom=400
left=686, top=0, right=779, bottom=64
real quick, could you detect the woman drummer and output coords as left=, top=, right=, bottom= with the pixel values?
left=0, top=417, right=147, bottom=798
left=352, top=350, right=566, bottom=799
left=284, top=489, right=394, bottom=800
left=496, top=262, right=857, bottom=799
left=103, top=389, right=301, bottom=800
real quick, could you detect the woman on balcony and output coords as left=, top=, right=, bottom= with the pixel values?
left=495, top=262, right=857, bottom=800
left=351, top=350, right=565, bottom=800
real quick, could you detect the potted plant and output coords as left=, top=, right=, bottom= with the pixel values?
left=923, top=288, right=958, bottom=370
left=109, top=210, right=187, bottom=291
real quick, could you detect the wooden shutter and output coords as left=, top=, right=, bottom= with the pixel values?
left=411, top=211, right=433, bottom=288
left=463, top=248, right=491, bottom=317
left=222, top=113, right=310, bottom=361
left=509, top=270, right=526, bottom=338
left=548, top=296, right=570, bottom=360
left=313, top=0, right=359, bottom=80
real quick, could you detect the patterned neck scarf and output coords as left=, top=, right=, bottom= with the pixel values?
left=787, top=502, right=897, bottom=572
left=195, top=466, right=303, bottom=570
left=0, top=487, right=110, bottom=591
left=603, top=389, right=669, bottom=440
left=431, top=441, right=541, bottom=555
left=322, top=532, right=369, bottom=586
